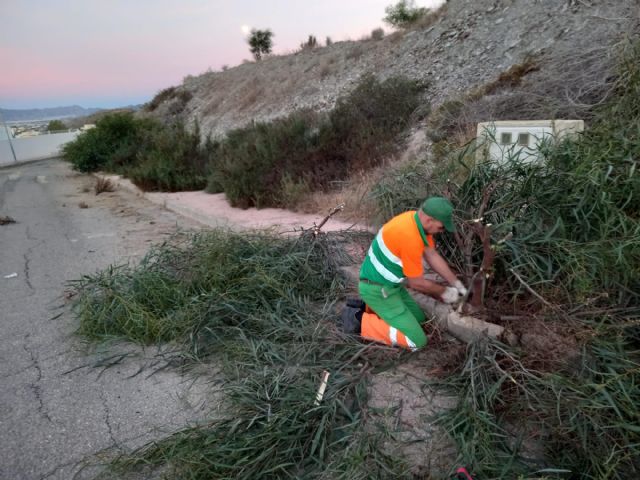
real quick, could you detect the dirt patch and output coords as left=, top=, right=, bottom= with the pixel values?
left=503, top=316, right=582, bottom=371
left=366, top=344, right=463, bottom=477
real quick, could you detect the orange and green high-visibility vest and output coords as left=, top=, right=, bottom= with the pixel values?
left=359, top=210, right=435, bottom=285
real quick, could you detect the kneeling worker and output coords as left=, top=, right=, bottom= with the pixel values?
left=344, top=197, right=467, bottom=350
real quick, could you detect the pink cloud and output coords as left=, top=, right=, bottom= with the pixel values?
left=0, top=41, right=207, bottom=99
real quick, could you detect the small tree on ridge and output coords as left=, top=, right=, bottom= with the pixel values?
left=383, top=0, right=427, bottom=28
left=248, top=28, right=274, bottom=61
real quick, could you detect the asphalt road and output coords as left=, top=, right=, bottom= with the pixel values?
left=0, top=160, right=212, bottom=479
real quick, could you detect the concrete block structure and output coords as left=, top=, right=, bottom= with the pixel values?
left=476, top=120, right=584, bottom=163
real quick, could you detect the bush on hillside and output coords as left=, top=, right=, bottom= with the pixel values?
left=63, top=113, right=214, bottom=191
left=299, top=35, right=318, bottom=51
left=208, top=75, right=424, bottom=208
left=127, top=122, right=214, bottom=192
left=248, top=28, right=274, bottom=61
left=47, top=119, right=67, bottom=132
left=62, top=113, right=147, bottom=172
left=146, top=87, right=193, bottom=113
left=208, top=111, right=318, bottom=208
left=371, top=28, right=385, bottom=41
left=320, top=74, right=424, bottom=171
left=383, top=0, right=428, bottom=29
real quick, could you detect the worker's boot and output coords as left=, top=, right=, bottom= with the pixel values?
left=341, top=298, right=365, bottom=335
left=346, top=298, right=365, bottom=310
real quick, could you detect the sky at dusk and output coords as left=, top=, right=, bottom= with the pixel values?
left=1, top=0, right=443, bottom=110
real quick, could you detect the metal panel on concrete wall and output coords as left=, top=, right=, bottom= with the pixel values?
left=476, top=120, right=584, bottom=163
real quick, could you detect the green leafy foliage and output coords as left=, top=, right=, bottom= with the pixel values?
left=383, top=0, right=428, bottom=28
left=62, top=112, right=145, bottom=172
left=71, top=229, right=404, bottom=478
left=209, top=74, right=424, bottom=208
left=47, top=119, right=67, bottom=132
left=369, top=159, right=432, bottom=223
left=62, top=112, right=214, bottom=191
left=127, top=122, right=213, bottom=191
left=375, top=42, right=640, bottom=306
left=321, top=74, right=424, bottom=171
left=208, top=110, right=318, bottom=208
left=378, top=40, right=640, bottom=479
left=248, top=28, right=274, bottom=61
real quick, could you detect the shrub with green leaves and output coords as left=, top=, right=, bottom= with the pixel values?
left=209, top=74, right=424, bottom=208
left=383, top=0, right=427, bottom=29
left=47, top=119, right=67, bottom=132
left=376, top=42, right=640, bottom=306
left=62, top=113, right=215, bottom=191
left=248, top=28, right=274, bottom=61
left=62, top=112, right=146, bottom=172
left=377, top=39, right=640, bottom=479
left=128, top=122, right=214, bottom=192
left=320, top=74, right=424, bottom=171
left=208, top=110, right=318, bottom=208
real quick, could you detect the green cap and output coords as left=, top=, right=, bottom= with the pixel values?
left=421, top=197, right=456, bottom=232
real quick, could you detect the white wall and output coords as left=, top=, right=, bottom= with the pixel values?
left=476, top=120, right=584, bottom=163
left=0, top=131, right=79, bottom=167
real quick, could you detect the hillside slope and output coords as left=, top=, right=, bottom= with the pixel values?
left=145, top=0, right=637, bottom=139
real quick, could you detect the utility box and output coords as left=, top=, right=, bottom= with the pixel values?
left=476, top=120, right=584, bottom=163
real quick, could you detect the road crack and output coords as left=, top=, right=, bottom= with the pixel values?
left=22, top=226, right=39, bottom=291
left=23, top=252, right=34, bottom=290
left=22, top=339, right=52, bottom=423
left=99, top=390, right=119, bottom=449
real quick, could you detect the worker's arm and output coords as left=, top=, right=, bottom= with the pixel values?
left=405, top=275, right=446, bottom=297
left=423, top=247, right=458, bottom=286
left=405, top=275, right=459, bottom=303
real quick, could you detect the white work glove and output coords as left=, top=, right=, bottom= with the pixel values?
left=454, top=280, right=468, bottom=297
left=440, top=286, right=460, bottom=304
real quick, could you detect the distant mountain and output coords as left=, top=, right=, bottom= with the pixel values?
left=0, top=105, right=103, bottom=122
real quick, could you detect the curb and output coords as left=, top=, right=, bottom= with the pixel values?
left=0, top=155, right=60, bottom=170
left=98, top=174, right=237, bottom=229
left=96, top=174, right=371, bottom=234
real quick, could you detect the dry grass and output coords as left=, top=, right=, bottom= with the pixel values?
left=410, top=3, right=448, bottom=30
left=371, top=28, right=385, bottom=41
left=318, top=58, right=336, bottom=80
left=295, top=153, right=424, bottom=226
left=146, top=87, right=192, bottom=113
left=345, top=43, right=365, bottom=61
left=469, top=55, right=541, bottom=100
left=427, top=44, right=618, bottom=146
left=239, top=79, right=263, bottom=111
left=387, top=30, right=405, bottom=43
left=202, top=95, right=222, bottom=116
left=294, top=170, right=378, bottom=223
left=94, top=177, right=116, bottom=195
